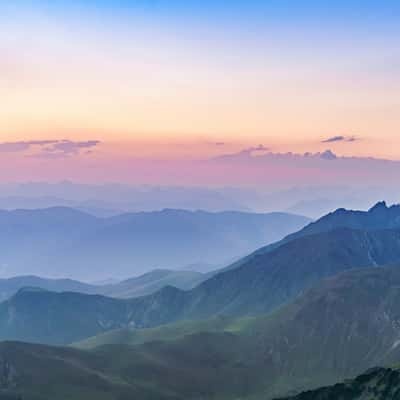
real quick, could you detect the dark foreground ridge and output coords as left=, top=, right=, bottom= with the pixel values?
left=277, top=367, right=400, bottom=400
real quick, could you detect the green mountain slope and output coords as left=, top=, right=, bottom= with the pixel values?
left=0, top=341, right=182, bottom=400
left=4, top=267, right=400, bottom=399
left=74, top=315, right=252, bottom=349
left=77, top=266, right=400, bottom=398
left=0, top=288, right=141, bottom=345
left=4, top=227, right=400, bottom=344
left=180, top=227, right=400, bottom=318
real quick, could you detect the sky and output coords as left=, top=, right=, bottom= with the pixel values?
left=1, top=1, right=400, bottom=185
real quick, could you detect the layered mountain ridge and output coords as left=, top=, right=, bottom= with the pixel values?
left=3, top=224, right=400, bottom=344
left=0, top=202, right=400, bottom=399
left=3, top=266, right=400, bottom=399
left=0, top=207, right=310, bottom=279
left=0, top=269, right=206, bottom=302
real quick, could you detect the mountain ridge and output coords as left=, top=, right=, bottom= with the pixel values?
left=4, top=226, right=400, bottom=344
left=0, top=269, right=206, bottom=302
left=226, top=201, right=400, bottom=271
left=0, top=207, right=310, bottom=279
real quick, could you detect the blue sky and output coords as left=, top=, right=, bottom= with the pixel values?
left=6, top=1, right=400, bottom=21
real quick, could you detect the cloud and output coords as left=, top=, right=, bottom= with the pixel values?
left=205, top=141, right=227, bottom=147
left=44, top=140, right=100, bottom=156
left=212, top=144, right=270, bottom=162
left=33, top=140, right=101, bottom=158
left=0, top=140, right=58, bottom=153
left=244, top=144, right=269, bottom=152
left=319, top=149, right=337, bottom=160
left=322, top=135, right=358, bottom=143
left=211, top=148, right=398, bottom=167
left=0, top=139, right=100, bottom=158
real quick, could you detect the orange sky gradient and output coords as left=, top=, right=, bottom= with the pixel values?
left=1, top=2, right=399, bottom=184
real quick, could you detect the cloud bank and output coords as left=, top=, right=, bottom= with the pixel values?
left=0, top=140, right=399, bottom=187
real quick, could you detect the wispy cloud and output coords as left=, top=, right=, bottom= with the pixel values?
left=0, top=139, right=100, bottom=158
left=0, top=140, right=58, bottom=153
left=322, top=135, right=358, bottom=143
left=40, top=140, right=100, bottom=158
left=244, top=144, right=269, bottom=152
left=211, top=144, right=270, bottom=162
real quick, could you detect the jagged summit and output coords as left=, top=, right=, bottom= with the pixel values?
left=283, top=201, right=400, bottom=241
left=368, top=201, right=400, bottom=216
left=228, top=200, right=400, bottom=272
left=306, top=200, right=400, bottom=232
left=368, top=200, right=388, bottom=211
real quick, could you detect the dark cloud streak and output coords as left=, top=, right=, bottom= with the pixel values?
left=322, top=135, right=358, bottom=143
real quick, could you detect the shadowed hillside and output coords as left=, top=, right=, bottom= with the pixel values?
left=228, top=201, right=400, bottom=271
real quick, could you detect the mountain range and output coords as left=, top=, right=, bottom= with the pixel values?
left=2, top=266, right=400, bottom=399
left=229, top=200, right=400, bottom=269
left=3, top=203, right=400, bottom=344
left=0, top=269, right=206, bottom=302
left=1, top=202, right=400, bottom=398
left=0, top=207, right=310, bottom=279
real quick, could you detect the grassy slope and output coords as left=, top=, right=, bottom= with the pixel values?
left=74, top=316, right=254, bottom=349
left=0, top=341, right=181, bottom=400
left=71, top=266, right=400, bottom=399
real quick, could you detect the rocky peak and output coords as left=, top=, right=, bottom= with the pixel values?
left=368, top=201, right=388, bottom=213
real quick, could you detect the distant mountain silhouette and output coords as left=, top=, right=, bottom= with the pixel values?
left=0, top=207, right=310, bottom=279
left=100, top=269, right=205, bottom=298
left=0, top=269, right=206, bottom=302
